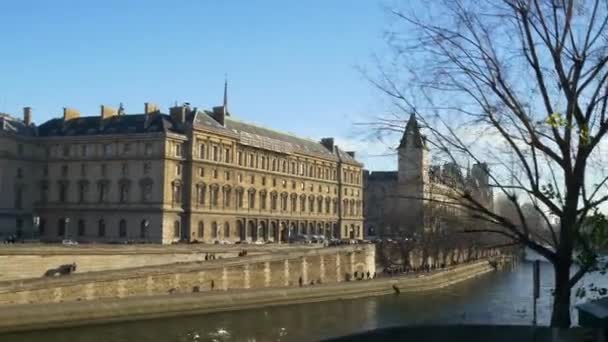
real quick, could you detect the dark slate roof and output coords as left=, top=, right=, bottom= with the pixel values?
left=399, top=113, right=426, bottom=149
left=0, top=113, right=35, bottom=136
left=194, top=111, right=361, bottom=165
left=37, top=113, right=183, bottom=137
left=367, top=171, right=398, bottom=181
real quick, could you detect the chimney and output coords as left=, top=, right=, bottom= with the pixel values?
left=170, top=105, right=186, bottom=124
left=320, top=137, right=335, bottom=152
left=346, top=151, right=356, bottom=158
left=211, top=106, right=226, bottom=126
left=144, top=102, right=160, bottom=129
left=144, top=102, right=159, bottom=114
left=100, top=105, right=117, bottom=120
left=63, top=107, right=80, bottom=121
left=23, top=107, right=32, bottom=126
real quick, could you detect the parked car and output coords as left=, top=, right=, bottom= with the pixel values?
left=62, top=239, right=78, bottom=246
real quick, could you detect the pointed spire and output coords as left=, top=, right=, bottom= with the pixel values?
left=223, top=74, right=229, bottom=116
left=398, top=113, right=424, bottom=149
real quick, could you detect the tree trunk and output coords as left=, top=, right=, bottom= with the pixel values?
left=550, top=259, right=572, bottom=327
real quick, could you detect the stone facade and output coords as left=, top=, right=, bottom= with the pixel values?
left=0, top=96, right=364, bottom=244
left=0, top=245, right=376, bottom=306
left=363, top=114, right=493, bottom=238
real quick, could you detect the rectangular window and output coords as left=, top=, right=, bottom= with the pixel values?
left=43, top=165, right=49, bottom=177
left=80, top=145, right=87, bottom=157
left=176, top=164, right=182, bottom=176
left=225, top=171, right=230, bottom=180
left=249, top=154, right=254, bottom=167
left=212, top=146, right=219, bottom=161
left=250, top=175, right=255, bottom=184
left=123, top=143, right=131, bottom=155
left=175, top=143, right=182, bottom=157
left=104, top=144, right=113, bottom=156
left=61, top=165, right=68, bottom=177
left=199, top=167, right=205, bottom=177
left=101, top=164, right=107, bottom=176
left=225, top=148, right=230, bottom=163
left=213, top=169, right=218, bottom=179
left=262, top=177, right=266, bottom=186
left=80, top=164, right=86, bottom=176
left=62, top=145, right=70, bottom=157
left=237, top=152, right=243, bottom=166
left=143, top=162, right=151, bottom=175
left=145, top=143, right=153, bottom=156
left=121, top=163, right=128, bottom=176
left=199, top=144, right=206, bottom=159
left=238, top=173, right=242, bottom=183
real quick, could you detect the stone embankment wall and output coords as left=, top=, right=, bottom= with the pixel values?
left=0, top=259, right=493, bottom=334
left=0, top=245, right=375, bottom=306
left=0, top=244, right=319, bottom=282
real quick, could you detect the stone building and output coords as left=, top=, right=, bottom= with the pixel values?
left=363, top=114, right=492, bottom=238
left=0, top=92, right=364, bottom=244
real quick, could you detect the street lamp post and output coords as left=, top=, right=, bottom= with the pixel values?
left=143, top=220, right=150, bottom=244
left=64, top=217, right=70, bottom=241
left=32, top=215, right=40, bottom=241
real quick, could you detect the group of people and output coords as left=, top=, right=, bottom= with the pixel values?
left=382, top=263, right=449, bottom=277
left=204, top=253, right=217, bottom=261
left=345, top=270, right=376, bottom=281
left=3, top=235, right=19, bottom=244
left=237, top=250, right=248, bottom=257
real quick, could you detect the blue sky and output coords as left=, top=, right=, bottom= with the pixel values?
left=0, top=0, right=399, bottom=170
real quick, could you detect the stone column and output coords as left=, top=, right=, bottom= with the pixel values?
left=284, top=259, right=290, bottom=286
left=85, top=283, right=95, bottom=300
left=301, top=257, right=308, bottom=284
left=264, top=261, right=271, bottom=287
left=222, top=267, right=228, bottom=290
left=244, top=264, right=251, bottom=289
left=336, top=252, right=341, bottom=282
left=146, top=276, right=154, bottom=295
left=320, top=255, right=325, bottom=283
left=350, top=251, right=355, bottom=275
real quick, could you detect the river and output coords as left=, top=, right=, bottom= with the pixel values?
left=1, top=252, right=606, bottom=342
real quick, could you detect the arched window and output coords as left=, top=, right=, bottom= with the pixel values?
left=224, top=222, right=230, bottom=238
left=325, top=198, right=331, bottom=214
left=197, top=184, right=206, bottom=205
left=173, top=220, right=180, bottom=238
left=282, top=160, right=287, bottom=173
left=309, top=197, right=315, bottom=213
left=248, top=190, right=256, bottom=209
left=317, top=197, right=323, bottom=213
left=212, top=222, right=218, bottom=238
left=119, top=219, right=127, bottom=237
left=300, top=196, right=306, bottom=212
left=98, top=219, right=106, bottom=237
left=290, top=195, right=297, bottom=211
left=210, top=185, right=219, bottom=207
left=198, top=221, right=204, bottom=238
left=172, top=181, right=182, bottom=203
left=77, top=219, right=85, bottom=236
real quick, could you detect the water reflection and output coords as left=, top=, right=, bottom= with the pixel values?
left=1, top=258, right=606, bottom=342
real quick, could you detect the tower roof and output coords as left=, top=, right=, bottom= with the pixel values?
left=398, top=113, right=425, bottom=149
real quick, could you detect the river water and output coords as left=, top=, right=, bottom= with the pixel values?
left=1, top=252, right=606, bottom=342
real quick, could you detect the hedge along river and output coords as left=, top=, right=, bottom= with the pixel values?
left=1, top=251, right=606, bottom=342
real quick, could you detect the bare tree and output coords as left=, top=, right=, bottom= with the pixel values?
left=365, top=0, right=608, bottom=327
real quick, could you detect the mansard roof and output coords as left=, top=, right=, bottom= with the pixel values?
left=0, top=113, right=36, bottom=136
left=194, top=111, right=361, bottom=165
left=37, top=113, right=184, bottom=137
